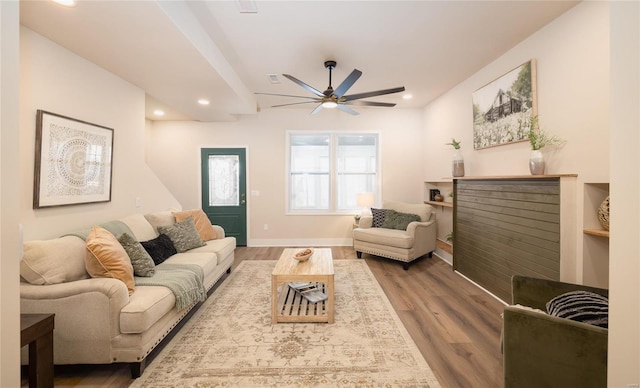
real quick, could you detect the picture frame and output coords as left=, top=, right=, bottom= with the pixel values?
left=33, top=110, right=114, bottom=209
left=472, top=59, right=537, bottom=150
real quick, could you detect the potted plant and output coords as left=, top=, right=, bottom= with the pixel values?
left=528, top=116, right=562, bottom=175
left=446, top=138, right=465, bottom=177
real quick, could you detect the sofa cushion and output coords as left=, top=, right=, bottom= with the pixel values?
left=121, top=252, right=217, bottom=334
left=381, top=209, right=421, bottom=230
left=163, top=252, right=218, bottom=275
left=141, top=234, right=177, bottom=265
left=352, top=227, right=414, bottom=249
left=546, top=291, right=608, bottom=328
left=371, top=208, right=387, bottom=227
left=187, top=238, right=236, bottom=263
left=20, top=236, right=88, bottom=285
left=85, top=226, right=135, bottom=295
left=119, top=214, right=157, bottom=241
left=158, top=217, right=206, bottom=253
left=144, top=210, right=176, bottom=234
left=173, top=209, right=217, bottom=241
left=118, top=233, right=155, bottom=277
left=120, top=285, right=175, bottom=334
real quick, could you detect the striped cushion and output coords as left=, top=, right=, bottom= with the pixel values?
left=546, top=291, right=608, bottom=328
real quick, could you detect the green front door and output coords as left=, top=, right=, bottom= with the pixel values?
left=201, top=148, right=247, bottom=246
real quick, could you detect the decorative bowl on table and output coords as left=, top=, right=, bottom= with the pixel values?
left=293, top=248, right=314, bottom=261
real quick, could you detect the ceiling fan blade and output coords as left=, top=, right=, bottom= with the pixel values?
left=255, top=92, right=318, bottom=100
left=333, top=69, right=362, bottom=98
left=310, top=103, right=324, bottom=115
left=282, top=74, right=325, bottom=97
left=337, top=104, right=360, bottom=115
left=271, top=100, right=319, bottom=108
left=343, top=86, right=406, bottom=102
left=344, top=100, right=396, bottom=107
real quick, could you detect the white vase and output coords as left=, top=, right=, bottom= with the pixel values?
left=452, top=149, right=465, bottom=177
left=529, top=150, right=545, bottom=175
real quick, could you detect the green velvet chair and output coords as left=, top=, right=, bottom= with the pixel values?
left=502, top=275, right=608, bottom=388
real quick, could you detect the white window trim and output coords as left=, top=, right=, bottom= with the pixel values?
left=285, top=130, right=382, bottom=215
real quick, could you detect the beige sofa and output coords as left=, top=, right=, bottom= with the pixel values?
left=19, top=210, right=236, bottom=377
left=353, top=201, right=436, bottom=269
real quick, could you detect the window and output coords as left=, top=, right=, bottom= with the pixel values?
left=288, top=132, right=379, bottom=213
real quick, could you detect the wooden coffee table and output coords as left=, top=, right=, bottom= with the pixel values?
left=271, top=248, right=334, bottom=324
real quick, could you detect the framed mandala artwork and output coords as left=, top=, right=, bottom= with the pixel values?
left=33, top=110, right=113, bottom=208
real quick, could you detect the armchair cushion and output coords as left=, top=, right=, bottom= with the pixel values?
left=353, top=227, right=415, bottom=249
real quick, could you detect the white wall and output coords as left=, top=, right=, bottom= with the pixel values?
left=608, top=1, right=640, bottom=385
left=147, top=108, right=425, bottom=246
left=0, top=2, right=21, bottom=386
left=423, top=1, right=609, bottom=181
left=19, top=28, right=181, bottom=241
left=422, top=1, right=610, bottom=285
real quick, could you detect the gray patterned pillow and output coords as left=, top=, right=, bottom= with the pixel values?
left=118, top=232, right=155, bottom=277
left=381, top=209, right=421, bottom=230
left=157, top=216, right=206, bottom=253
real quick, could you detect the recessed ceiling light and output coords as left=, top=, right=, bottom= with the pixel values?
left=402, top=94, right=413, bottom=100
left=52, top=0, right=76, bottom=7
left=153, top=109, right=165, bottom=116
left=198, top=99, right=210, bottom=106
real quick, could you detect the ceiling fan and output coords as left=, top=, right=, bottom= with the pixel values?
left=256, top=60, right=405, bottom=116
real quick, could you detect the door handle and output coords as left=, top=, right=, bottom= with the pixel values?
left=241, top=199, right=246, bottom=205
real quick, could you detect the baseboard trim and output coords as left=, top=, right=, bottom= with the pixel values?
left=454, top=270, right=508, bottom=305
left=249, top=238, right=353, bottom=247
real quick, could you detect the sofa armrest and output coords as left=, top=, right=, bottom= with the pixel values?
left=503, top=306, right=607, bottom=388
left=406, top=219, right=435, bottom=234
left=21, top=278, right=130, bottom=364
left=212, top=225, right=226, bottom=239
left=511, top=275, right=609, bottom=309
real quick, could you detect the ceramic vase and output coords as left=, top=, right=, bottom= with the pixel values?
left=452, top=150, right=465, bottom=177
left=529, top=150, right=545, bottom=175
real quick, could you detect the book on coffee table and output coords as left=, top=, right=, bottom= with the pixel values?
left=288, top=282, right=328, bottom=303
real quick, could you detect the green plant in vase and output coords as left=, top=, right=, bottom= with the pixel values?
left=446, top=138, right=465, bottom=177
left=528, top=116, right=563, bottom=175
left=445, top=232, right=453, bottom=244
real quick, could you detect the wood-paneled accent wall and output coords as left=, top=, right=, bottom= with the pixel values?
left=453, top=177, right=563, bottom=302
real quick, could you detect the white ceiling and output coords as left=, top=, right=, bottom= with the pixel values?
left=20, top=0, right=579, bottom=122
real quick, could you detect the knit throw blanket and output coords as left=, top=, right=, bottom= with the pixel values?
left=135, top=264, right=206, bottom=310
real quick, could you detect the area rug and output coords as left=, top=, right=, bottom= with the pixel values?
left=130, top=260, right=440, bottom=387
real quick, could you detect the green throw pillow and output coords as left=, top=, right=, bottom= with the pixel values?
left=381, top=209, right=421, bottom=230
left=118, top=232, right=155, bottom=277
left=157, top=216, right=206, bottom=253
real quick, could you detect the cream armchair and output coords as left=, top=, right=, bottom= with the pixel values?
left=353, top=201, right=436, bottom=270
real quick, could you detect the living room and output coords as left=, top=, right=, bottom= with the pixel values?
left=1, top=1, right=638, bottom=386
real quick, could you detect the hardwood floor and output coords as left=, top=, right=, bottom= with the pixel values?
left=23, top=247, right=505, bottom=387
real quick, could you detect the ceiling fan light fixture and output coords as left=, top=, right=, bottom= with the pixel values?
left=322, top=101, right=338, bottom=109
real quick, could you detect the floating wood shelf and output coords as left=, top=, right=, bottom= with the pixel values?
left=583, top=229, right=610, bottom=238
left=436, top=239, right=453, bottom=255
left=425, top=200, right=453, bottom=208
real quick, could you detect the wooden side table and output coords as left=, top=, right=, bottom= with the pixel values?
left=21, top=313, right=55, bottom=388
